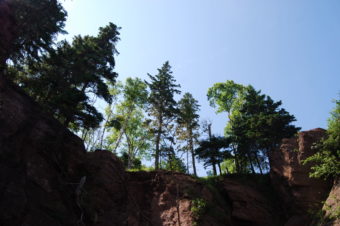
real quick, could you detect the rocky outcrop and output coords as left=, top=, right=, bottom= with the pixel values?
left=269, top=128, right=333, bottom=224
left=221, top=178, right=279, bottom=226
left=127, top=172, right=281, bottom=226
left=322, top=178, right=340, bottom=226
left=81, top=151, right=127, bottom=226
left=0, top=74, right=128, bottom=225
left=127, top=171, right=200, bottom=226
left=0, top=74, right=84, bottom=225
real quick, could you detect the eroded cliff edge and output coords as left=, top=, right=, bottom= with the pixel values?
left=0, top=75, right=337, bottom=225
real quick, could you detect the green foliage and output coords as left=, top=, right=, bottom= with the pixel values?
left=177, top=93, right=200, bottom=129
left=119, top=152, right=142, bottom=170
left=195, top=136, right=231, bottom=175
left=3, top=0, right=66, bottom=64
left=303, top=99, right=340, bottom=179
left=208, top=81, right=299, bottom=174
left=160, top=145, right=187, bottom=173
left=160, top=157, right=187, bottom=173
left=105, top=78, right=151, bottom=167
left=146, top=61, right=181, bottom=169
left=176, top=92, right=200, bottom=176
left=230, top=87, right=300, bottom=151
left=127, top=165, right=155, bottom=172
left=221, top=159, right=237, bottom=174
left=207, top=80, right=246, bottom=116
left=324, top=194, right=340, bottom=220
left=191, top=198, right=207, bottom=224
left=305, top=197, right=339, bottom=225
left=13, top=23, right=120, bottom=130
left=146, top=61, right=180, bottom=119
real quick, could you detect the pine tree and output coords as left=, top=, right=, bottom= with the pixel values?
left=1, top=0, right=66, bottom=70
left=13, top=23, right=120, bottom=130
left=146, top=62, right=181, bottom=169
left=195, top=135, right=231, bottom=176
left=177, top=92, right=200, bottom=176
left=229, top=86, right=300, bottom=173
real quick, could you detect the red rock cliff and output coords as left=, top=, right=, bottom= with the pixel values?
left=269, top=128, right=333, bottom=225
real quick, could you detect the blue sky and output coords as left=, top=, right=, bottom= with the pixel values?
left=61, top=0, right=339, bottom=174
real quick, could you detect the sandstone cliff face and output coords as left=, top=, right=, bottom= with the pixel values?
left=322, top=179, right=340, bottom=226
left=0, top=75, right=84, bottom=225
left=0, top=75, right=129, bottom=225
left=269, top=128, right=333, bottom=225
left=127, top=172, right=282, bottom=226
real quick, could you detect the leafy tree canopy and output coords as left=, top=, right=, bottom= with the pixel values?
left=207, top=80, right=248, bottom=117
left=303, top=99, right=340, bottom=179
left=160, top=145, right=187, bottom=173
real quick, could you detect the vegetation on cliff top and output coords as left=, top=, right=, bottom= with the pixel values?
left=303, top=99, right=340, bottom=179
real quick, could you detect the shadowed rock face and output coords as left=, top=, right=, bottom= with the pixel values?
left=221, top=178, right=277, bottom=226
left=0, top=73, right=127, bottom=225
left=127, top=171, right=281, bottom=226
left=322, top=178, right=340, bottom=226
left=0, top=73, right=84, bottom=225
left=269, top=128, right=333, bottom=224
left=0, top=0, right=14, bottom=64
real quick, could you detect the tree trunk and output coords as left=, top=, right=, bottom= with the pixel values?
left=207, top=123, right=217, bottom=176
left=217, top=162, right=222, bottom=175
left=125, top=133, right=133, bottom=169
left=155, top=114, right=162, bottom=170
left=212, top=160, right=217, bottom=176
left=224, top=164, right=229, bottom=174
left=254, top=153, right=263, bottom=175
left=186, top=150, right=189, bottom=174
left=113, top=108, right=133, bottom=153
left=235, top=155, right=240, bottom=173
left=189, top=130, right=197, bottom=176
left=99, top=108, right=112, bottom=149
left=247, top=152, right=255, bottom=174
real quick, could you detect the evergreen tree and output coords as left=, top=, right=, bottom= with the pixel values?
left=146, top=61, right=181, bottom=169
left=208, top=81, right=300, bottom=174
left=177, top=92, right=200, bottom=176
left=13, top=23, right=120, bottom=130
left=195, top=136, right=231, bottom=176
left=1, top=0, right=66, bottom=67
left=229, top=86, right=300, bottom=173
left=160, top=145, right=187, bottom=173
